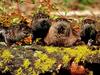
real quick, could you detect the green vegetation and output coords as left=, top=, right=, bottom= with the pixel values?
left=0, top=45, right=99, bottom=74
left=44, top=46, right=90, bottom=64
left=23, top=59, right=31, bottom=69
left=79, top=0, right=95, bottom=5
left=34, top=51, right=56, bottom=73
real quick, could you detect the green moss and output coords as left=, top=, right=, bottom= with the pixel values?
left=34, top=51, right=56, bottom=73
left=2, top=66, right=10, bottom=73
left=62, top=55, right=70, bottom=66
left=15, top=67, right=23, bottom=75
left=44, top=46, right=58, bottom=53
left=1, top=50, right=14, bottom=63
left=11, top=17, right=21, bottom=25
left=23, top=59, right=31, bottom=69
left=28, top=67, right=37, bottom=75
left=43, top=45, right=100, bottom=64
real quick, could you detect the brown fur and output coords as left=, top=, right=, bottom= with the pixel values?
left=0, top=21, right=31, bottom=45
left=44, top=18, right=80, bottom=47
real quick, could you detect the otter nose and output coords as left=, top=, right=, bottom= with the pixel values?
left=87, top=39, right=93, bottom=46
left=78, top=37, right=81, bottom=41
left=76, top=37, right=81, bottom=42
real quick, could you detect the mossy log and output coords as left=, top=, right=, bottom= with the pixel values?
left=0, top=45, right=100, bottom=75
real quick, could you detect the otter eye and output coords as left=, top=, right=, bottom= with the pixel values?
left=57, top=26, right=65, bottom=34
left=23, top=31, right=28, bottom=34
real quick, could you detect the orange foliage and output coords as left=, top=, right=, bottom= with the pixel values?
left=39, top=0, right=52, bottom=14
left=70, top=62, right=86, bottom=75
left=15, top=35, right=32, bottom=45
left=0, top=14, right=11, bottom=27
left=16, top=41, right=23, bottom=46
left=23, top=35, right=32, bottom=44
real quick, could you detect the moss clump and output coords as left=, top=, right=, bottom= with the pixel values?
left=23, top=59, right=31, bottom=69
left=34, top=51, right=56, bottom=73
left=15, top=67, right=23, bottom=75
left=43, top=46, right=58, bottom=53
left=1, top=50, right=14, bottom=63
left=62, top=55, right=70, bottom=66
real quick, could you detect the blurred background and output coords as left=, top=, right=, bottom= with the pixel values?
left=0, top=0, right=100, bottom=16
left=0, top=0, right=100, bottom=27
